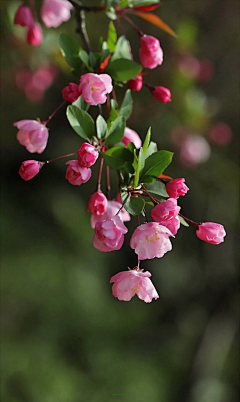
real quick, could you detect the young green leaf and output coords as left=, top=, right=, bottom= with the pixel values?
left=140, top=150, right=173, bottom=183
left=59, top=33, right=81, bottom=69
left=103, top=146, right=133, bottom=169
left=129, top=0, right=159, bottom=6
left=105, top=7, right=117, bottom=20
left=79, top=50, right=92, bottom=70
left=144, top=181, right=168, bottom=197
left=145, top=141, right=158, bottom=158
left=66, top=105, right=95, bottom=140
left=106, top=116, right=126, bottom=144
left=133, top=148, right=145, bottom=187
left=96, top=115, right=108, bottom=140
left=124, top=195, right=145, bottom=216
left=111, top=36, right=132, bottom=61
left=107, top=21, right=117, bottom=52
left=179, top=215, right=189, bottom=227
left=119, top=89, right=133, bottom=119
left=142, top=127, right=151, bottom=155
left=105, top=59, right=142, bottom=82
left=72, top=95, right=89, bottom=111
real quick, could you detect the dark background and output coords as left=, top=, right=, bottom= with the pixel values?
left=1, top=1, right=239, bottom=401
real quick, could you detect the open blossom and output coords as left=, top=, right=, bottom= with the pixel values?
left=121, top=127, right=142, bottom=149
left=161, top=216, right=180, bottom=236
left=19, top=160, right=42, bottom=181
left=62, top=83, right=81, bottom=103
left=196, top=222, right=226, bottom=245
left=166, top=178, right=189, bottom=199
left=14, top=119, right=48, bottom=154
left=91, top=200, right=130, bottom=228
left=78, top=142, right=98, bottom=168
left=26, top=23, right=43, bottom=47
left=110, top=269, right=159, bottom=303
left=152, top=86, right=171, bottom=103
left=93, top=216, right=128, bottom=252
left=151, top=198, right=180, bottom=223
left=127, top=74, right=143, bottom=91
left=79, top=73, right=112, bottom=106
left=130, top=222, right=173, bottom=260
left=14, top=5, right=34, bottom=27
left=65, top=160, right=91, bottom=186
left=87, top=191, right=107, bottom=216
left=139, top=35, right=163, bottom=69
left=41, top=0, right=73, bottom=28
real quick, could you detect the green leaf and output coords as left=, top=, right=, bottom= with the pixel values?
left=79, top=50, right=92, bottom=70
left=119, top=89, right=133, bottom=119
left=127, top=142, right=136, bottom=153
left=66, top=105, right=95, bottom=140
left=59, top=33, right=81, bottom=69
left=111, top=36, right=132, bottom=61
left=129, top=0, right=159, bottom=6
left=145, top=141, right=158, bottom=158
left=107, top=22, right=117, bottom=53
left=105, top=7, right=117, bottom=20
left=103, top=146, right=133, bottom=169
left=72, top=95, right=89, bottom=111
left=142, top=127, right=151, bottom=155
left=179, top=215, right=189, bottom=227
left=144, top=181, right=168, bottom=197
left=102, top=41, right=110, bottom=61
left=105, top=59, right=142, bottom=82
left=124, top=195, right=145, bottom=216
left=119, top=0, right=128, bottom=7
left=140, top=150, right=173, bottom=183
left=89, top=52, right=102, bottom=70
left=96, top=115, right=108, bottom=140
left=134, top=148, right=145, bottom=187
left=106, top=116, right=126, bottom=144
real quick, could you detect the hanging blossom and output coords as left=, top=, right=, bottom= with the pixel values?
left=90, top=200, right=130, bottom=229
left=93, top=216, right=128, bottom=252
left=14, top=119, right=48, bottom=154
left=196, top=222, right=226, bottom=245
left=41, top=0, right=73, bottom=28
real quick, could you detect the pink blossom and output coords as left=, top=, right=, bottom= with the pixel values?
left=62, top=83, right=81, bottom=103
left=180, top=135, right=211, bottom=167
left=166, top=178, right=189, bottom=199
left=152, top=86, right=171, bottom=103
left=77, top=142, right=99, bottom=168
left=41, top=0, right=73, bottom=28
left=65, top=160, right=91, bottom=186
left=151, top=198, right=180, bottom=223
left=121, top=127, right=142, bottom=149
left=196, top=222, right=226, bottom=245
left=79, top=73, right=112, bottom=106
left=161, top=216, right=180, bottom=236
left=130, top=222, right=173, bottom=260
left=14, top=5, right=34, bottom=27
left=14, top=119, right=49, bottom=154
left=91, top=200, right=130, bottom=228
left=19, top=160, right=42, bottom=181
left=139, top=35, right=163, bottom=69
left=93, top=216, right=128, bottom=252
left=110, top=269, right=159, bottom=303
left=26, top=23, right=43, bottom=47
left=127, top=74, right=143, bottom=91
left=87, top=191, right=108, bottom=216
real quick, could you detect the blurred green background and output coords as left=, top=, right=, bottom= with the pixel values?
left=1, top=1, right=239, bottom=401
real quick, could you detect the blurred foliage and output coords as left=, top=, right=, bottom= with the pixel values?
left=1, top=1, right=239, bottom=401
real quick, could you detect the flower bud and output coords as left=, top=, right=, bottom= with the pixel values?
left=62, top=83, right=81, bottom=103
left=196, top=222, right=226, bottom=245
left=77, top=143, right=99, bottom=168
left=139, top=35, right=163, bottom=69
left=166, top=178, right=189, bottom=199
left=151, top=198, right=180, bottom=223
left=87, top=191, right=108, bottom=216
left=19, top=160, right=41, bottom=181
left=65, top=160, right=91, bottom=186
left=14, top=5, right=34, bottom=27
left=26, top=23, right=43, bottom=47
left=152, top=86, right=171, bottom=103
left=127, top=74, right=143, bottom=91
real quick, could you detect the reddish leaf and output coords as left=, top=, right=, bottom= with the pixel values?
left=134, top=12, right=177, bottom=37
left=132, top=4, right=161, bottom=12
left=159, top=173, right=172, bottom=180
left=99, top=55, right=110, bottom=72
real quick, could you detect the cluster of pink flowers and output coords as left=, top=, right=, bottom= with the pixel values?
left=66, top=143, right=99, bottom=186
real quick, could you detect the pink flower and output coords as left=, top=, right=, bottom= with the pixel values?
left=152, top=86, right=171, bottom=103
left=26, top=23, right=43, bottom=47
left=79, top=73, right=112, bottom=106
left=91, top=200, right=130, bottom=228
left=77, top=142, right=99, bottom=168
left=87, top=191, right=108, bottom=216
left=14, top=5, right=34, bottom=27
left=139, top=35, right=163, bottom=69
left=19, top=160, right=42, bottom=181
left=65, top=160, right=91, bottom=186
left=121, top=127, right=142, bottom=149
left=130, top=222, right=173, bottom=260
left=41, top=0, right=73, bottom=28
left=180, top=135, right=211, bottom=167
left=62, top=83, right=81, bottom=103
left=161, top=216, right=180, bottom=236
left=14, top=119, right=49, bottom=154
left=110, top=269, right=159, bottom=303
left=93, top=216, right=128, bottom=252
left=127, top=74, right=143, bottom=91
left=166, top=178, right=189, bottom=199
left=196, top=222, right=226, bottom=245
left=151, top=198, right=180, bottom=223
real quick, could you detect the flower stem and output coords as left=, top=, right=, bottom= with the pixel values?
left=121, top=14, right=144, bottom=37
left=106, top=165, right=111, bottom=199
left=97, top=157, right=104, bottom=191
left=45, top=152, right=77, bottom=164
left=43, top=101, right=66, bottom=124
left=178, top=213, right=199, bottom=229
